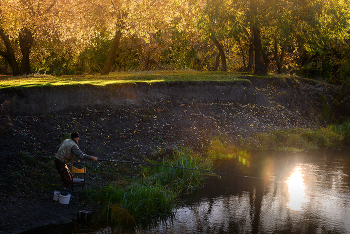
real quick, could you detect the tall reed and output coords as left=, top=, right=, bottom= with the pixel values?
left=87, top=146, right=214, bottom=222
left=95, top=184, right=175, bottom=221
left=145, top=146, right=214, bottom=194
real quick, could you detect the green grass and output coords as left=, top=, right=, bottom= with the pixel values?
left=85, top=146, right=215, bottom=222
left=145, top=147, right=214, bottom=194
left=87, top=183, right=175, bottom=222
left=335, top=119, right=350, bottom=137
left=207, top=137, right=239, bottom=160
left=0, top=70, right=250, bottom=89
left=241, top=126, right=345, bottom=151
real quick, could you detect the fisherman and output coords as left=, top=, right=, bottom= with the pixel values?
left=54, top=132, right=98, bottom=195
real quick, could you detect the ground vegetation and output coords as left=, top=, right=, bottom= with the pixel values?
left=0, top=72, right=349, bottom=233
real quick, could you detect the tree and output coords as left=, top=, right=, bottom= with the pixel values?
left=252, top=26, right=267, bottom=75
left=245, top=0, right=268, bottom=75
left=101, top=10, right=127, bottom=75
left=292, top=0, right=350, bottom=78
left=229, top=0, right=350, bottom=76
left=212, top=37, right=227, bottom=71
left=1, top=0, right=349, bottom=76
left=91, top=0, right=182, bottom=75
left=18, top=27, right=34, bottom=74
left=0, top=27, right=20, bottom=75
left=0, top=0, right=60, bottom=75
left=0, top=0, right=88, bottom=75
left=191, top=0, right=232, bottom=71
left=191, top=0, right=269, bottom=74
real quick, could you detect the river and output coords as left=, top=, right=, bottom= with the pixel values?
left=22, top=148, right=350, bottom=234
left=143, top=148, right=350, bottom=234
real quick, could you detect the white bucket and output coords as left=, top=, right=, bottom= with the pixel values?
left=58, top=193, right=71, bottom=204
left=53, top=190, right=60, bottom=201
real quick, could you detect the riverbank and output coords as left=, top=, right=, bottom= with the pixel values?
left=0, top=76, right=349, bottom=233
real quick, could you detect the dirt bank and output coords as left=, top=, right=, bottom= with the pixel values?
left=0, top=76, right=347, bottom=233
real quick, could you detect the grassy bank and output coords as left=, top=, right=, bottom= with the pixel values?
left=240, top=120, right=350, bottom=151
left=0, top=70, right=250, bottom=89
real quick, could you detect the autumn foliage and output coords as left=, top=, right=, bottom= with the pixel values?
left=1, top=0, right=350, bottom=83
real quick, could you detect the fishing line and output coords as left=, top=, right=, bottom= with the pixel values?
left=98, top=159, right=265, bottom=180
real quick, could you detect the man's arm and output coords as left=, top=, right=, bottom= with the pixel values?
left=71, top=145, right=98, bottom=161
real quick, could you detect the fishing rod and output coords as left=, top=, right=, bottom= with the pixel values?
left=98, top=159, right=264, bottom=180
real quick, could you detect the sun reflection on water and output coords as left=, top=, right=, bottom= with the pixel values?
left=286, top=166, right=308, bottom=211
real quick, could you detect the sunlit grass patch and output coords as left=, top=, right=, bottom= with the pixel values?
left=275, top=146, right=306, bottom=152
left=242, top=126, right=344, bottom=151
left=207, top=137, right=238, bottom=159
left=0, top=70, right=250, bottom=89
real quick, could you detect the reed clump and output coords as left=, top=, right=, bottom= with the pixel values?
left=144, top=147, right=214, bottom=194
left=86, top=147, right=214, bottom=223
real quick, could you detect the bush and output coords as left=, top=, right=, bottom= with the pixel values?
left=75, top=32, right=112, bottom=74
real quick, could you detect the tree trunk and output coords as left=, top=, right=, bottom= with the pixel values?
left=192, top=56, right=201, bottom=70
left=101, top=30, right=122, bottom=75
left=243, top=27, right=254, bottom=72
left=237, top=39, right=246, bottom=70
left=0, top=28, right=20, bottom=76
left=101, top=10, right=127, bottom=75
left=142, top=49, right=151, bottom=70
left=274, top=38, right=286, bottom=74
left=252, top=26, right=267, bottom=75
left=212, top=37, right=227, bottom=71
left=19, top=28, right=33, bottom=75
left=213, top=54, right=220, bottom=71
left=247, top=41, right=254, bottom=72
left=262, top=49, right=269, bottom=71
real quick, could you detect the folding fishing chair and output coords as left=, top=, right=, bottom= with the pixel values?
left=72, top=166, right=86, bottom=191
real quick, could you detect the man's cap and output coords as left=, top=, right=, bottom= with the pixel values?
left=71, top=132, right=80, bottom=139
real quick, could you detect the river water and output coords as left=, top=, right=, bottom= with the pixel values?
left=143, top=148, right=350, bottom=234
left=22, top=148, right=350, bottom=234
